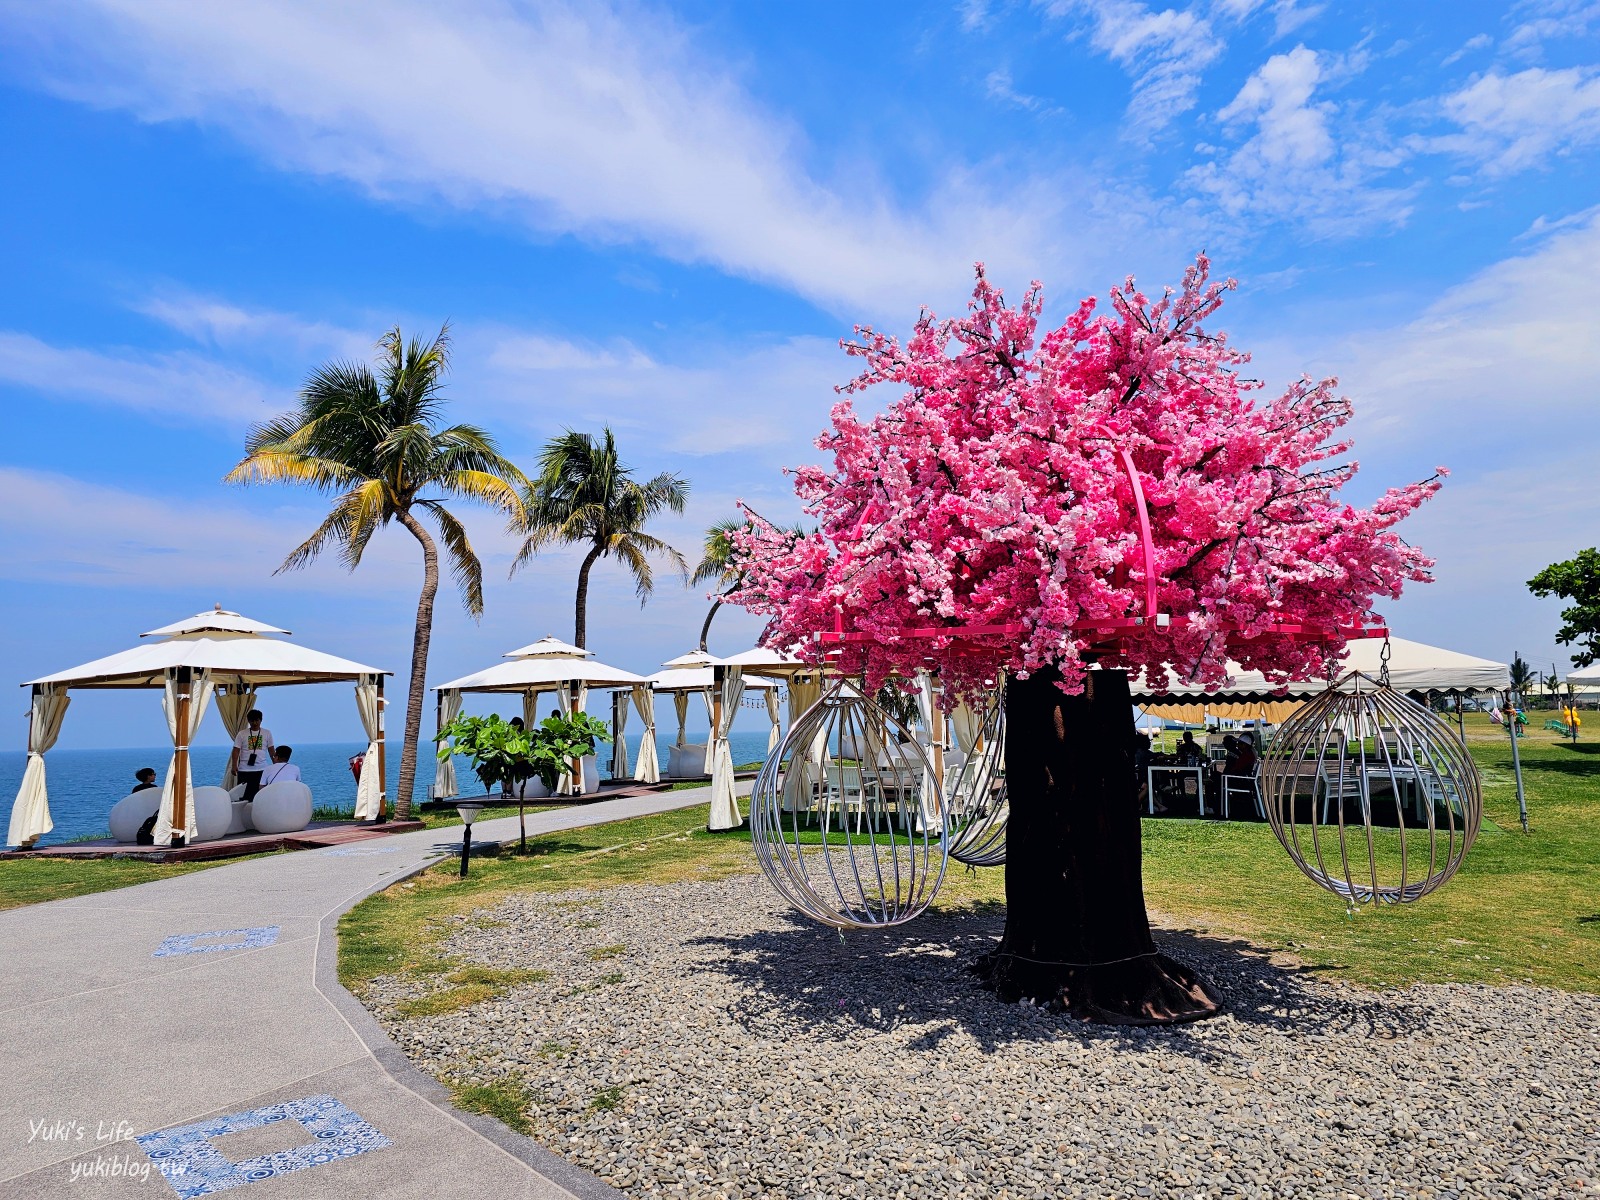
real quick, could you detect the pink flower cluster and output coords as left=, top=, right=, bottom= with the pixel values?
left=727, top=256, right=1441, bottom=703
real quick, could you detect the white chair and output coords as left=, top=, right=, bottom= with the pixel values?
left=669, top=743, right=708, bottom=778
left=251, top=780, right=313, bottom=834
left=108, top=791, right=161, bottom=843
left=1219, top=765, right=1263, bottom=820
left=191, top=786, right=234, bottom=842
left=226, top=784, right=251, bottom=835
left=1317, top=766, right=1369, bottom=825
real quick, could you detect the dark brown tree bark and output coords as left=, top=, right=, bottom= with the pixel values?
left=395, top=508, right=440, bottom=821
left=697, top=595, right=724, bottom=653
left=971, top=665, right=1223, bottom=1025
left=573, top=545, right=604, bottom=649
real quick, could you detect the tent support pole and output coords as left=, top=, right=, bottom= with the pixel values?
left=172, top=666, right=191, bottom=849
left=568, top=680, right=583, bottom=795
left=1506, top=687, right=1529, bottom=833
left=376, top=674, right=388, bottom=823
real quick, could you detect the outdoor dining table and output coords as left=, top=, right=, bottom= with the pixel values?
left=1148, top=763, right=1207, bottom=816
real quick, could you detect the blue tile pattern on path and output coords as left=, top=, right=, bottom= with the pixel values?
left=136, top=1094, right=391, bottom=1197
left=152, top=926, right=280, bottom=958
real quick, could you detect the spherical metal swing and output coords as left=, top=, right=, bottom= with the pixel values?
left=944, top=692, right=1009, bottom=867
left=1261, top=665, right=1482, bottom=905
left=750, top=676, right=949, bottom=929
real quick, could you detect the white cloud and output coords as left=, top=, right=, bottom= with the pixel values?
left=1045, top=0, right=1223, bottom=133
left=1430, top=67, right=1600, bottom=176
left=0, top=467, right=436, bottom=592
left=0, top=0, right=1144, bottom=320
left=1440, top=32, right=1492, bottom=68
left=1185, top=46, right=1414, bottom=233
left=135, top=290, right=373, bottom=361
left=1506, top=0, right=1600, bottom=54
left=0, top=331, right=283, bottom=425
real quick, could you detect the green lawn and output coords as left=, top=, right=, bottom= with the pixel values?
left=0, top=852, right=285, bottom=911
left=342, top=713, right=1599, bottom=1001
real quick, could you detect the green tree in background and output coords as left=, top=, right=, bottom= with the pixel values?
left=512, top=427, right=689, bottom=648
left=1529, top=548, right=1600, bottom=668
left=227, top=326, right=526, bottom=818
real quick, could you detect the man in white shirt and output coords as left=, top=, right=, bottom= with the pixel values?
left=261, top=746, right=302, bottom=786
left=230, top=709, right=276, bottom=802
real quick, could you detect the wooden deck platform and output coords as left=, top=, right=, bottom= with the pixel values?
left=2, top=819, right=428, bottom=863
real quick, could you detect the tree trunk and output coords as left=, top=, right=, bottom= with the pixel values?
left=395, top=508, right=440, bottom=821
left=971, top=665, right=1223, bottom=1025
left=573, top=545, right=603, bottom=649
left=697, top=595, right=724, bottom=653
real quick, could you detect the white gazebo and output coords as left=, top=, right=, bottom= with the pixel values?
left=8, top=607, right=389, bottom=850
left=431, top=636, right=647, bottom=798
left=645, top=651, right=780, bottom=796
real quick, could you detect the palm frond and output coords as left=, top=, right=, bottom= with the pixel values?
left=432, top=469, right=524, bottom=516
left=612, top=537, right=656, bottom=603
left=420, top=499, right=486, bottom=618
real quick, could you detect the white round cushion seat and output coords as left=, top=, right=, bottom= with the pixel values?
left=108, top=791, right=161, bottom=843
left=192, top=786, right=234, bottom=843
left=251, top=780, right=313, bottom=834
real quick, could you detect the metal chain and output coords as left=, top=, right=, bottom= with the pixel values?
left=1379, top=635, right=1393, bottom=689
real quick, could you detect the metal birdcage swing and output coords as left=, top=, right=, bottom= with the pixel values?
left=1261, top=646, right=1482, bottom=906
left=944, top=691, right=1009, bottom=867
left=749, top=675, right=949, bottom=929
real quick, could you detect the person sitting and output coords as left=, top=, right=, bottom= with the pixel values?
left=1133, top=733, right=1166, bottom=814
left=1175, top=731, right=1204, bottom=766
left=1213, top=734, right=1257, bottom=784
left=260, top=745, right=302, bottom=786
left=131, top=767, right=159, bottom=793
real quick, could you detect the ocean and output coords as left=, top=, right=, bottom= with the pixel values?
left=1, top=730, right=775, bottom=847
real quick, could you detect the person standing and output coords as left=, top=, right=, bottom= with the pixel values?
left=230, top=710, right=276, bottom=802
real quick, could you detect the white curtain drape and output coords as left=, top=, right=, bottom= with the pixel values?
left=556, top=682, right=589, bottom=794
left=434, top=688, right=462, bottom=800
left=707, top=668, right=745, bottom=830
left=765, top=687, right=781, bottom=755
left=354, top=676, right=382, bottom=820
left=785, top=673, right=827, bottom=809
left=155, top=670, right=215, bottom=845
left=673, top=691, right=690, bottom=746
left=7, top=684, right=70, bottom=849
left=610, top=690, right=631, bottom=780
left=632, top=685, right=659, bottom=784
left=951, top=702, right=982, bottom=756
left=522, top=689, right=540, bottom=730
left=215, top=682, right=257, bottom=790
left=914, top=672, right=942, bottom=829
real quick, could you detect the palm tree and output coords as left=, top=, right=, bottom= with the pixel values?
left=691, top=519, right=745, bottom=652
left=226, top=326, right=525, bottom=818
left=512, top=427, right=689, bottom=648
left=1510, top=652, right=1535, bottom=701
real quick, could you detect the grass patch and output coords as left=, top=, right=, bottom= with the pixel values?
left=588, top=1085, right=626, bottom=1112
left=342, top=716, right=1600, bottom=1000
left=0, top=851, right=282, bottom=912
left=537, top=1040, right=570, bottom=1058
left=449, top=1078, right=535, bottom=1136
left=583, top=944, right=627, bottom=960
left=394, top=965, right=548, bottom=1017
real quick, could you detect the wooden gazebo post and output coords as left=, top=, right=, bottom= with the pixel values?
left=171, top=665, right=192, bottom=849
left=375, top=674, right=388, bottom=822
left=568, top=679, right=583, bottom=794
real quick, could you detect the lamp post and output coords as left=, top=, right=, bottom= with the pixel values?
left=455, top=800, right=484, bottom=877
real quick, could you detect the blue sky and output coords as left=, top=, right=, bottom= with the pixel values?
left=2, top=0, right=1598, bottom=749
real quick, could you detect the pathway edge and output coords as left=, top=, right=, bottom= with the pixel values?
left=312, top=850, right=628, bottom=1200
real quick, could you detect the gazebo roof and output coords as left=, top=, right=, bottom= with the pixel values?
left=435, top=636, right=645, bottom=694
left=25, top=608, right=386, bottom=690
left=503, top=636, right=593, bottom=660
left=1129, top=635, right=1510, bottom=702
left=718, top=645, right=816, bottom=678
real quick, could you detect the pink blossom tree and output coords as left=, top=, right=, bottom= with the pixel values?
left=726, top=256, right=1441, bottom=1024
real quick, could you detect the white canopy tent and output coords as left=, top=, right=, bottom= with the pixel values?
left=431, top=636, right=646, bottom=798
left=8, top=607, right=388, bottom=850
left=645, top=651, right=779, bottom=798
left=1564, top=664, right=1600, bottom=687
left=1132, top=636, right=1509, bottom=709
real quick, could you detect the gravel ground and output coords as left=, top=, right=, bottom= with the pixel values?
left=366, top=875, right=1600, bottom=1200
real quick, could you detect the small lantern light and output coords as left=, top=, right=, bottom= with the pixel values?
left=455, top=800, right=486, bottom=877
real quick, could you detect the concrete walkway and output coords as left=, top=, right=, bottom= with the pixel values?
left=0, top=786, right=732, bottom=1199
